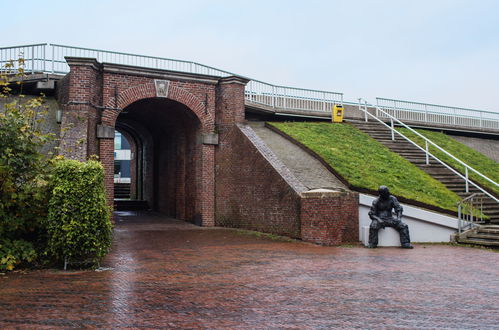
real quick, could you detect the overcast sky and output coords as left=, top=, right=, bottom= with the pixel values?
left=4, top=0, right=499, bottom=111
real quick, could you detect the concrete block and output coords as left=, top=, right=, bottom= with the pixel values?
left=202, top=133, right=219, bottom=145
left=36, top=80, right=55, bottom=90
left=361, top=226, right=401, bottom=247
left=97, top=125, right=115, bottom=139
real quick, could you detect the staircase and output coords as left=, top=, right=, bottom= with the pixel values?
left=349, top=120, right=499, bottom=226
left=113, top=182, right=149, bottom=211
left=114, top=182, right=131, bottom=199
left=114, top=199, right=149, bottom=211
left=456, top=225, right=499, bottom=247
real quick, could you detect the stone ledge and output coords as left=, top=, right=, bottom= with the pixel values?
left=300, top=188, right=348, bottom=199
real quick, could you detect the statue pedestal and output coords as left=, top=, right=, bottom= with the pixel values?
left=361, top=226, right=401, bottom=247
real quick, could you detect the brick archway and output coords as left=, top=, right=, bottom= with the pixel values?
left=99, top=82, right=216, bottom=226
left=102, top=82, right=214, bottom=130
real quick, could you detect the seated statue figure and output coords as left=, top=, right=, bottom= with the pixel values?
left=368, top=185, right=413, bottom=249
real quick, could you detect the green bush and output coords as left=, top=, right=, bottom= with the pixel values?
left=0, top=239, right=37, bottom=271
left=0, top=59, right=53, bottom=270
left=45, top=159, right=112, bottom=267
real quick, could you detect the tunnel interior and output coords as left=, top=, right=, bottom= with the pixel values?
left=114, top=97, right=201, bottom=223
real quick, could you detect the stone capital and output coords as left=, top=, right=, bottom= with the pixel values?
left=65, top=57, right=102, bottom=71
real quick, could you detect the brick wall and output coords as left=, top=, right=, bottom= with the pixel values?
left=60, top=57, right=359, bottom=244
left=301, top=190, right=359, bottom=245
left=215, top=124, right=303, bottom=237
left=215, top=124, right=359, bottom=244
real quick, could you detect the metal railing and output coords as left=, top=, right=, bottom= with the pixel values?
left=458, top=193, right=485, bottom=233
left=0, top=43, right=47, bottom=73
left=377, top=97, right=499, bottom=131
left=0, top=43, right=343, bottom=114
left=358, top=98, right=499, bottom=204
left=245, top=79, right=343, bottom=113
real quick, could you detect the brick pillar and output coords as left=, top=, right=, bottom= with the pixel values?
left=201, top=143, right=215, bottom=226
left=214, top=76, right=249, bottom=227
left=300, top=190, right=359, bottom=245
left=59, top=57, right=102, bottom=160
left=99, top=138, right=115, bottom=208
left=216, top=76, right=248, bottom=127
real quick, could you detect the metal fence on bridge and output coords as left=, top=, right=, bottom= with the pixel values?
left=0, top=43, right=343, bottom=114
left=376, top=98, right=499, bottom=131
left=1, top=43, right=498, bottom=128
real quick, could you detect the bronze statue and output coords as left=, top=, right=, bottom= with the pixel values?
left=368, top=186, right=413, bottom=249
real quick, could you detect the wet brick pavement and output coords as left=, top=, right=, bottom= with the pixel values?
left=1, top=211, right=498, bottom=329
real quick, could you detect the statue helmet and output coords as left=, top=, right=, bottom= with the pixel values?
left=378, top=185, right=390, bottom=199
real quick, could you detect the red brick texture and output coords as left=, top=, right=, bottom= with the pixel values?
left=57, top=57, right=359, bottom=244
left=215, top=124, right=303, bottom=237
left=300, top=190, right=359, bottom=245
left=215, top=124, right=359, bottom=244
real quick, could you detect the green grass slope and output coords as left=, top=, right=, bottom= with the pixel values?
left=398, top=128, right=499, bottom=196
left=269, top=122, right=461, bottom=212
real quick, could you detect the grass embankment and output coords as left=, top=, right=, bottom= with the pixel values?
left=269, top=122, right=461, bottom=212
left=398, top=128, right=499, bottom=196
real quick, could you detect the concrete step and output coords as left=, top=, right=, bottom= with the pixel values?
left=457, top=238, right=499, bottom=247
left=479, top=225, right=499, bottom=233
left=115, top=199, right=149, bottom=211
left=467, top=233, right=499, bottom=240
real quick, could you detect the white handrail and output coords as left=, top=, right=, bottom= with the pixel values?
left=358, top=98, right=499, bottom=204
left=0, top=43, right=343, bottom=114
left=377, top=97, right=499, bottom=130
left=457, top=193, right=484, bottom=233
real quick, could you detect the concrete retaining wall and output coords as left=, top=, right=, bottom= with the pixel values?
left=359, top=194, right=458, bottom=246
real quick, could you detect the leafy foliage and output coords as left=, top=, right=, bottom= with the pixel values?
left=269, top=122, right=461, bottom=211
left=45, top=159, right=112, bottom=267
left=0, top=239, right=37, bottom=271
left=0, top=59, right=53, bottom=270
left=398, top=128, right=499, bottom=195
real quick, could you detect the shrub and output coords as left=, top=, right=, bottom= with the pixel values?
left=45, top=159, right=112, bottom=267
left=0, top=239, right=37, bottom=271
left=0, top=59, right=53, bottom=270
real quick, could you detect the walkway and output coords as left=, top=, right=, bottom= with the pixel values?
left=0, top=212, right=498, bottom=329
left=249, top=121, right=346, bottom=190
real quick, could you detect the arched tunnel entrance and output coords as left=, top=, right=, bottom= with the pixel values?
left=114, top=97, right=202, bottom=224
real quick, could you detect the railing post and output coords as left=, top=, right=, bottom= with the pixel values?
left=42, top=44, right=46, bottom=72
left=480, top=111, right=483, bottom=128
left=322, top=92, right=326, bottom=112
left=31, top=46, right=35, bottom=74
left=364, top=100, right=368, bottom=121
left=272, top=85, right=276, bottom=108
left=424, top=104, right=428, bottom=123
left=458, top=204, right=462, bottom=233
left=284, top=88, right=287, bottom=109
left=51, top=45, right=55, bottom=74
left=425, top=140, right=429, bottom=165
left=465, top=167, right=469, bottom=193
left=390, top=118, right=395, bottom=141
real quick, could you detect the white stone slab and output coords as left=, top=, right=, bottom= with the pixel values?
left=359, top=194, right=459, bottom=246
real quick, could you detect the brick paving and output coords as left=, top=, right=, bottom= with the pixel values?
left=1, top=212, right=498, bottom=329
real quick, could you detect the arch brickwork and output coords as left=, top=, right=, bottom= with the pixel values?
left=60, top=57, right=248, bottom=227
left=102, top=82, right=214, bottom=130
left=57, top=56, right=360, bottom=246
